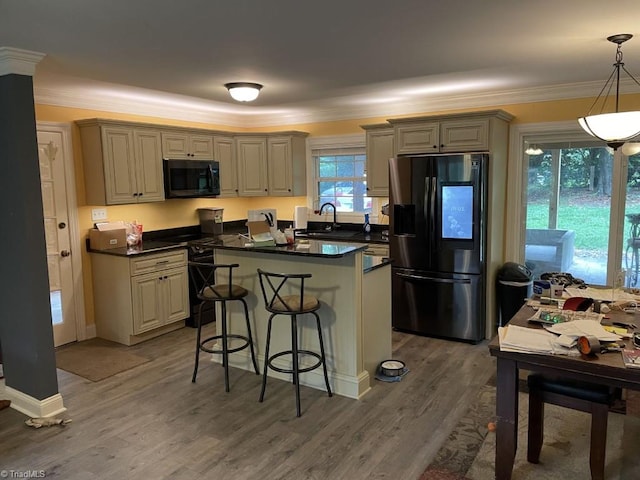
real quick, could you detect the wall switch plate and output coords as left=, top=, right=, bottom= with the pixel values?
left=91, top=208, right=107, bottom=222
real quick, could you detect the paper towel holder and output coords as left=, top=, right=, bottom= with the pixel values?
left=294, top=205, right=308, bottom=230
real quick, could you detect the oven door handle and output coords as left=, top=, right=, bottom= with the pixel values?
left=396, top=272, right=470, bottom=284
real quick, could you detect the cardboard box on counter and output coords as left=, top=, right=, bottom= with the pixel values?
left=89, top=223, right=127, bottom=250
left=248, top=220, right=276, bottom=247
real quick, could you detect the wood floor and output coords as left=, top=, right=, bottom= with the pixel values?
left=0, top=324, right=496, bottom=479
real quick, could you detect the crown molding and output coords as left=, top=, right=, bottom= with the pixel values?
left=33, top=85, right=245, bottom=126
left=33, top=78, right=628, bottom=128
left=0, top=47, right=46, bottom=77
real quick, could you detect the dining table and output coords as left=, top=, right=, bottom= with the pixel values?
left=488, top=303, right=640, bottom=479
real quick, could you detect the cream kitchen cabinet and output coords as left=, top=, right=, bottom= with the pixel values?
left=90, top=249, right=189, bottom=346
left=161, top=131, right=214, bottom=159
left=361, top=124, right=394, bottom=197
left=236, top=136, right=268, bottom=196
left=215, top=135, right=239, bottom=197
left=267, top=134, right=307, bottom=196
left=77, top=120, right=165, bottom=205
left=390, top=111, right=513, bottom=154
left=236, top=132, right=308, bottom=197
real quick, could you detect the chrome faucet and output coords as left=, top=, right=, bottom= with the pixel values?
left=319, top=202, right=338, bottom=231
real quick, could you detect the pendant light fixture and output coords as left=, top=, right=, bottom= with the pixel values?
left=578, top=34, right=640, bottom=150
left=525, top=144, right=544, bottom=155
left=224, top=82, right=263, bottom=102
left=622, top=142, right=640, bottom=156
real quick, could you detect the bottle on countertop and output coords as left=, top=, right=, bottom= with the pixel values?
left=363, top=213, right=371, bottom=233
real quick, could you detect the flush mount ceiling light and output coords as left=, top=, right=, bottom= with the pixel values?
left=525, top=144, right=544, bottom=155
left=224, top=82, right=262, bottom=102
left=578, top=34, right=640, bottom=150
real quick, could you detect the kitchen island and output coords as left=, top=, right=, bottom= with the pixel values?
left=207, top=235, right=392, bottom=399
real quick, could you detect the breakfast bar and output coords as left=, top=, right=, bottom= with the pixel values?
left=206, top=235, right=392, bottom=399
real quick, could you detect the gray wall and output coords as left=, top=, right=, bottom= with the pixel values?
left=0, top=73, right=58, bottom=399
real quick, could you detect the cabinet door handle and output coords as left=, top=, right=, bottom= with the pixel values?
left=156, top=260, right=170, bottom=265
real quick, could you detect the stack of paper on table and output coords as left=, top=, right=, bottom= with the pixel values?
left=499, top=325, right=563, bottom=354
left=546, top=319, right=622, bottom=342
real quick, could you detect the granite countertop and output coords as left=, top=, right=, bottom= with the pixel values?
left=87, top=232, right=392, bottom=271
left=363, top=255, right=392, bottom=273
left=295, top=230, right=388, bottom=244
left=213, top=234, right=368, bottom=258
left=87, top=240, right=188, bottom=257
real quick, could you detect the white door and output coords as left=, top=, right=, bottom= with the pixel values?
left=38, top=129, right=76, bottom=346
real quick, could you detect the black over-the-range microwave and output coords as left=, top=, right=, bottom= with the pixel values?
left=163, top=159, right=220, bottom=198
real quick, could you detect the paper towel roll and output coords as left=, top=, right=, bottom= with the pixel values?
left=294, top=206, right=308, bottom=230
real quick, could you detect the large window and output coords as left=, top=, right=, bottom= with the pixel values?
left=310, top=135, right=372, bottom=215
left=524, top=142, right=611, bottom=284
left=509, top=121, right=637, bottom=287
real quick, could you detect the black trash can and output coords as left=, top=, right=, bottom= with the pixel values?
left=497, top=262, right=533, bottom=327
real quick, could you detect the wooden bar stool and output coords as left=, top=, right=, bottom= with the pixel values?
left=527, top=373, right=616, bottom=480
left=256, top=269, right=332, bottom=417
left=189, top=261, right=259, bottom=392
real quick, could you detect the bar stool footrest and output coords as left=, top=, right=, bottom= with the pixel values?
left=199, top=334, right=253, bottom=355
left=266, top=350, right=323, bottom=374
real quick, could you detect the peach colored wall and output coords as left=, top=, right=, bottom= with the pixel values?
left=35, top=92, right=640, bottom=329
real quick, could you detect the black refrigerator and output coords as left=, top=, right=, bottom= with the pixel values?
left=389, top=153, right=487, bottom=343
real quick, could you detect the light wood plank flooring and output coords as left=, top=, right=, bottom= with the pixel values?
left=0, top=324, right=496, bottom=479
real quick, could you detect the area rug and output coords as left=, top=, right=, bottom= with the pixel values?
left=55, top=338, right=150, bottom=382
left=420, top=380, right=640, bottom=480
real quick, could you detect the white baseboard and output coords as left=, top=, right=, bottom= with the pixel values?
left=216, top=352, right=371, bottom=400
left=2, top=385, right=66, bottom=418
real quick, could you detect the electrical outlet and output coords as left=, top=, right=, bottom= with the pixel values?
left=91, top=208, right=107, bottom=222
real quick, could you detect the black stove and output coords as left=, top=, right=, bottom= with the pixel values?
left=187, top=237, right=219, bottom=256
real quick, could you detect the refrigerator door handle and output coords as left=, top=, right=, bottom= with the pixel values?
left=396, top=272, right=471, bottom=284
left=430, top=176, right=437, bottom=246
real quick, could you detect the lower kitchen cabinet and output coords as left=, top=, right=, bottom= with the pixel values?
left=91, top=249, right=189, bottom=345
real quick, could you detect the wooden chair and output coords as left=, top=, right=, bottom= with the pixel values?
left=527, top=373, right=616, bottom=480
left=256, top=268, right=332, bottom=417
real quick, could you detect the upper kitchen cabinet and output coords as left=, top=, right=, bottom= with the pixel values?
left=389, top=110, right=514, bottom=154
left=236, top=136, right=268, bottom=196
left=361, top=124, right=394, bottom=197
left=214, top=135, right=238, bottom=197
left=77, top=119, right=165, bottom=205
left=236, top=132, right=308, bottom=197
left=161, top=131, right=214, bottom=159
left=267, top=133, right=308, bottom=196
